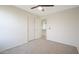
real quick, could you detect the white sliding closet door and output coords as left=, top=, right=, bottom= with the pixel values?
left=34, top=16, right=42, bottom=39
left=27, top=13, right=42, bottom=41
left=27, top=14, right=35, bottom=41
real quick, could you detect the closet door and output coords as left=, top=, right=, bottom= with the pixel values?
left=27, top=14, right=42, bottom=41
left=28, top=14, right=35, bottom=41
left=34, top=16, right=42, bottom=39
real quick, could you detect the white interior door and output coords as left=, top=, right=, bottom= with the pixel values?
left=27, top=14, right=35, bottom=41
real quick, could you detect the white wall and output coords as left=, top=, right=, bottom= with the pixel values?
left=46, top=7, right=79, bottom=51
left=0, top=6, right=42, bottom=52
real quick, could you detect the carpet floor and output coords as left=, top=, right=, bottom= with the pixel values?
left=1, top=39, right=78, bottom=54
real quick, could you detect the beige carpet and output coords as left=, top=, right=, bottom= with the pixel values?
left=0, top=39, right=78, bottom=54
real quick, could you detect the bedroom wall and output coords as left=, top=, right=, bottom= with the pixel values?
left=46, top=7, right=79, bottom=52
left=0, top=6, right=42, bottom=52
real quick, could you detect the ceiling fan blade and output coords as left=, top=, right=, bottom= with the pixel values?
left=31, top=5, right=39, bottom=9
left=31, top=5, right=54, bottom=9
left=39, top=5, right=54, bottom=7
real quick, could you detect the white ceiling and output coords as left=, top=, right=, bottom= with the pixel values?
left=15, top=5, right=79, bottom=16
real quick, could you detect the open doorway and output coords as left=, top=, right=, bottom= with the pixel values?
left=41, top=19, right=47, bottom=39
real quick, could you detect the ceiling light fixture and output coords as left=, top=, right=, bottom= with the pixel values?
left=37, top=6, right=44, bottom=11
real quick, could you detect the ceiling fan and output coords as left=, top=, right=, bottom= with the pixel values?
left=31, top=5, right=54, bottom=11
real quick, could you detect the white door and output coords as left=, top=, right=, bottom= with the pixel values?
left=27, top=14, right=35, bottom=41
